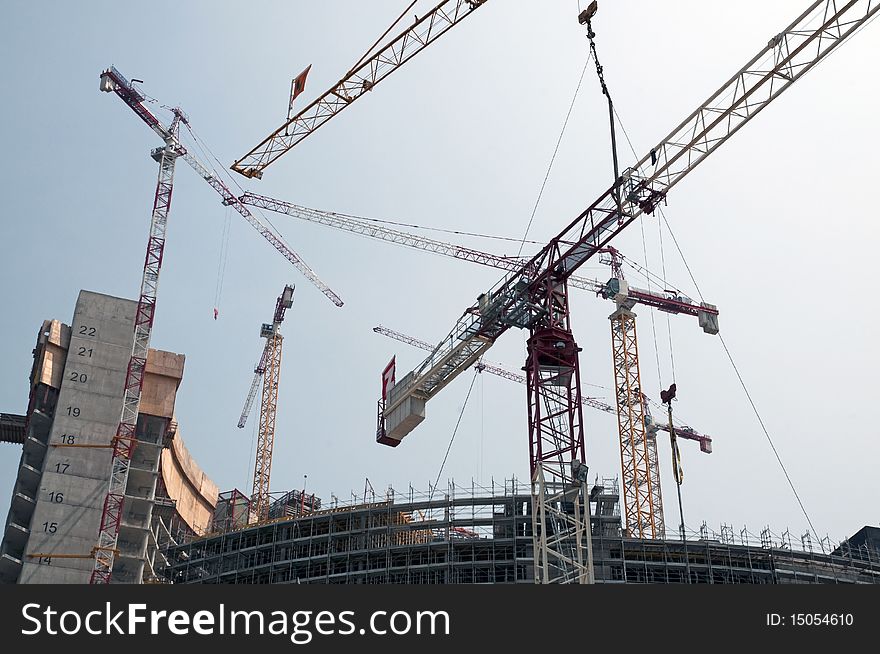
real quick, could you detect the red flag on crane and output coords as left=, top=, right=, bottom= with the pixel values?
left=381, top=357, right=396, bottom=401
left=289, top=65, right=312, bottom=111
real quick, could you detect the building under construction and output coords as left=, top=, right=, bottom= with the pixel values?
left=1, top=292, right=878, bottom=585
left=162, top=478, right=880, bottom=585
left=3, top=2, right=880, bottom=586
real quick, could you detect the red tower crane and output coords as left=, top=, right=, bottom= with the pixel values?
left=238, top=190, right=718, bottom=537
left=90, top=69, right=186, bottom=583
left=375, top=2, right=879, bottom=583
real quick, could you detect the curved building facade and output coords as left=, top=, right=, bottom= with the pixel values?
left=162, top=479, right=880, bottom=585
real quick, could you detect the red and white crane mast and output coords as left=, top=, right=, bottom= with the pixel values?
left=91, top=69, right=185, bottom=583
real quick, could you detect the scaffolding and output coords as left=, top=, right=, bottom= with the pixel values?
left=162, top=477, right=880, bottom=585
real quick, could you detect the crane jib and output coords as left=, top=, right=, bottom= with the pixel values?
left=231, top=0, right=490, bottom=178
left=378, top=0, right=880, bottom=447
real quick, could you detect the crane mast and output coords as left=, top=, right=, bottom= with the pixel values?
left=244, top=191, right=716, bottom=540
left=232, top=0, right=489, bottom=178
left=376, top=0, right=879, bottom=583
left=91, top=70, right=186, bottom=583
left=249, top=285, right=295, bottom=523
left=603, top=246, right=663, bottom=540
left=239, top=284, right=296, bottom=430
left=610, top=307, right=664, bottom=539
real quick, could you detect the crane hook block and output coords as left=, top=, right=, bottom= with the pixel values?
left=579, top=1, right=598, bottom=25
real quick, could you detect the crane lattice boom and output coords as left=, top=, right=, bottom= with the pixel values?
left=373, top=324, right=711, bottom=450
left=231, top=0, right=489, bottom=178
left=99, top=67, right=343, bottom=307
left=379, top=0, right=879, bottom=444
left=239, top=191, right=720, bottom=323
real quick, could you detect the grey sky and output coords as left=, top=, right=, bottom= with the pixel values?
left=1, top=1, right=877, bottom=546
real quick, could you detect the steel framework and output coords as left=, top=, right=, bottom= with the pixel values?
left=232, top=0, right=489, bottom=178
left=244, top=186, right=714, bottom=541
left=525, top=320, right=592, bottom=584
left=610, top=308, right=663, bottom=539
left=372, top=325, right=615, bottom=414
left=99, top=67, right=343, bottom=307
left=91, top=112, right=182, bottom=583
left=238, top=355, right=266, bottom=429
left=375, top=1, right=880, bottom=585
left=238, top=285, right=295, bottom=430
left=373, top=324, right=713, bottom=452
left=251, top=332, right=283, bottom=523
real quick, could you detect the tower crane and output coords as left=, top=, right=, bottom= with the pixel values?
left=239, top=190, right=718, bottom=537
left=87, top=90, right=185, bottom=584
left=92, top=68, right=339, bottom=585
left=373, top=322, right=712, bottom=539
left=232, top=0, right=490, bottom=178
left=238, top=191, right=720, bottom=327
left=99, top=67, right=343, bottom=307
left=248, top=285, right=295, bottom=523
left=238, top=285, right=296, bottom=430
left=373, top=2, right=880, bottom=584
left=601, top=246, right=713, bottom=539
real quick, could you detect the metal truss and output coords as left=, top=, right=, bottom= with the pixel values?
left=92, top=134, right=180, bottom=583
left=232, top=0, right=489, bottom=178
left=610, top=308, right=664, bottom=539
left=378, top=0, right=879, bottom=444
left=99, top=67, right=343, bottom=307
left=251, top=334, right=283, bottom=523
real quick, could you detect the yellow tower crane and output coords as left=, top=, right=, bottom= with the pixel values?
left=239, top=285, right=295, bottom=523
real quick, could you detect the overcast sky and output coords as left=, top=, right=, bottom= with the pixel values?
left=1, top=1, right=878, bottom=547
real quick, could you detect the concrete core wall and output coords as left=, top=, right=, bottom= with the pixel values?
left=1, top=290, right=220, bottom=584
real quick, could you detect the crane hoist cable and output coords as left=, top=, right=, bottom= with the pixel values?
left=517, top=52, right=592, bottom=258
left=213, top=205, right=232, bottom=320
left=608, top=86, right=822, bottom=546
left=658, top=204, right=676, bottom=384
left=583, top=9, right=623, bottom=221
left=184, top=121, right=304, bottom=263
left=350, top=1, right=419, bottom=75
left=659, top=208, right=825, bottom=552
left=428, top=369, right=480, bottom=503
